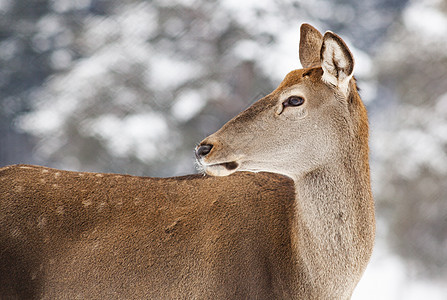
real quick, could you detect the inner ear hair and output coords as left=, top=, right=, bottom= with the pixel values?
left=320, top=31, right=354, bottom=96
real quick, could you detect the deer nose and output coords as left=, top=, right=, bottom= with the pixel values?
left=196, top=144, right=213, bottom=158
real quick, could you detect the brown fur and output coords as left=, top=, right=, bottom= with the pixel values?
left=0, top=24, right=374, bottom=299
left=0, top=166, right=299, bottom=299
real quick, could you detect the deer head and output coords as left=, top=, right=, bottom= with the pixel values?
left=196, top=24, right=363, bottom=181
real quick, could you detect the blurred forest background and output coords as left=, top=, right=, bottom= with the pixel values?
left=0, top=0, right=446, bottom=298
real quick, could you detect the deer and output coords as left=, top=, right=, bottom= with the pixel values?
left=0, top=24, right=374, bottom=299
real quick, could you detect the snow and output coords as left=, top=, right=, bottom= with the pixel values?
left=300, top=0, right=334, bottom=21
left=171, top=89, right=206, bottom=122
left=50, top=0, right=92, bottom=13
left=221, top=0, right=273, bottom=11
left=36, top=14, right=64, bottom=37
left=82, top=16, right=120, bottom=51
left=18, top=109, right=63, bottom=136
left=232, top=39, right=259, bottom=62
left=258, top=25, right=302, bottom=80
left=0, top=39, right=18, bottom=60
left=222, top=0, right=304, bottom=81
left=372, top=103, right=447, bottom=179
left=86, top=113, right=169, bottom=161
left=436, top=92, right=447, bottom=114
left=0, top=0, right=12, bottom=12
left=148, top=54, right=203, bottom=90
left=117, top=3, right=158, bottom=41
left=157, top=0, right=197, bottom=7
left=403, top=0, right=447, bottom=39
left=353, top=239, right=447, bottom=300
left=56, top=49, right=115, bottom=95
left=50, top=49, right=73, bottom=69
left=348, top=44, right=373, bottom=79
left=231, top=22, right=302, bottom=81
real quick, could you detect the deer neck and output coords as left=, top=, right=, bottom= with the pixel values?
left=292, top=153, right=374, bottom=297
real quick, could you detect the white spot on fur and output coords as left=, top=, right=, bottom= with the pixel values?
left=37, top=216, right=47, bottom=228
left=19, top=166, right=34, bottom=169
left=54, top=172, right=61, bottom=178
left=82, top=199, right=92, bottom=207
left=78, top=173, right=85, bottom=177
left=92, top=240, right=101, bottom=250
left=116, top=199, right=123, bottom=207
left=42, top=169, right=49, bottom=174
left=98, top=202, right=108, bottom=212
left=95, top=173, right=104, bottom=178
left=0, top=166, right=12, bottom=172
left=56, top=206, right=64, bottom=215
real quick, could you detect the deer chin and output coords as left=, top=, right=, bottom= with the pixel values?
left=201, top=161, right=240, bottom=177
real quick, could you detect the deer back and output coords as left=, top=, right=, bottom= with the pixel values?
left=0, top=165, right=302, bottom=299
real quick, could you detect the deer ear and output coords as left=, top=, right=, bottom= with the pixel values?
left=320, top=31, right=354, bottom=95
left=299, top=24, right=323, bottom=68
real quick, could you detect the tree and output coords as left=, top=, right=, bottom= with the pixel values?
left=372, top=0, right=447, bottom=278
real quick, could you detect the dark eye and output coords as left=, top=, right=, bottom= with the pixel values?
left=284, top=96, right=305, bottom=107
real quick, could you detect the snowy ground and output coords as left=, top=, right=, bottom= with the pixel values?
left=352, top=238, right=447, bottom=300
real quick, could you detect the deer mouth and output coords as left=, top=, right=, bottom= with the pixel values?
left=217, top=161, right=239, bottom=171
left=199, top=161, right=240, bottom=176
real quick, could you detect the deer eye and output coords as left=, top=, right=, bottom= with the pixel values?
left=284, top=96, right=305, bottom=107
